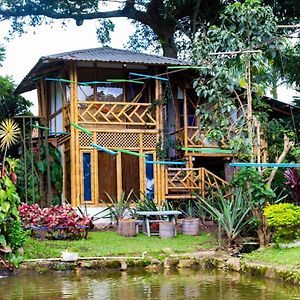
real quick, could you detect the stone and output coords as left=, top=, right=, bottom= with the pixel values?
left=226, top=257, right=241, bottom=272
left=178, top=259, right=197, bottom=269
left=120, top=260, right=127, bottom=271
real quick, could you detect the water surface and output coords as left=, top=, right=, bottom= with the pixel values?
left=0, top=268, right=300, bottom=299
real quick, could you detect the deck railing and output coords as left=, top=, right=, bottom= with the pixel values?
left=77, top=101, right=157, bottom=127
left=176, top=126, right=228, bottom=149
left=165, top=167, right=228, bottom=199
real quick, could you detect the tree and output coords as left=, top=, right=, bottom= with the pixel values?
left=193, top=0, right=298, bottom=247
left=0, top=76, right=32, bottom=119
left=0, top=0, right=300, bottom=58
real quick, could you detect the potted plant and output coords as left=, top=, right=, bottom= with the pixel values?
left=101, top=190, right=136, bottom=237
left=180, top=200, right=200, bottom=236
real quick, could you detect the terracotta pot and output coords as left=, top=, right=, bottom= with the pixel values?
left=182, top=218, right=200, bottom=236
left=117, top=219, right=136, bottom=237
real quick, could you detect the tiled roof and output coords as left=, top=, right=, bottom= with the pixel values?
left=43, top=47, right=190, bottom=65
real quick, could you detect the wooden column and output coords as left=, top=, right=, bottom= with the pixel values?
left=70, top=63, right=80, bottom=207
left=183, top=88, right=188, bottom=155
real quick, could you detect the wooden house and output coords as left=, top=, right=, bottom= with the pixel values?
left=16, top=47, right=255, bottom=207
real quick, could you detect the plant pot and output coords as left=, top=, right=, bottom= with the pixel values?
left=118, top=219, right=136, bottom=237
left=159, top=222, right=176, bottom=239
left=182, top=218, right=200, bottom=236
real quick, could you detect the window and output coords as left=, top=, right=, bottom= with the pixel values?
left=82, top=153, right=92, bottom=201
left=96, top=86, right=123, bottom=102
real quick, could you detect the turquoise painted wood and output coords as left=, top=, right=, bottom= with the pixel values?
left=229, top=163, right=300, bottom=168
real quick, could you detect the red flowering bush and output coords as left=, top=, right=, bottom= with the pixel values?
left=19, top=203, right=92, bottom=240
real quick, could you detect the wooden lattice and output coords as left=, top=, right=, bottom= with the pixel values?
left=142, top=133, right=157, bottom=148
left=78, top=101, right=156, bottom=127
left=96, top=132, right=140, bottom=148
left=79, top=132, right=93, bottom=147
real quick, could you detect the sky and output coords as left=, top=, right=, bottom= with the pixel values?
left=0, top=18, right=134, bottom=114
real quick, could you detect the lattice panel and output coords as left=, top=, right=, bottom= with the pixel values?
left=79, top=132, right=93, bottom=147
left=142, top=133, right=157, bottom=148
left=96, top=132, right=140, bottom=148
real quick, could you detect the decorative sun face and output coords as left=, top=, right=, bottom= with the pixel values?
left=0, top=119, right=20, bottom=150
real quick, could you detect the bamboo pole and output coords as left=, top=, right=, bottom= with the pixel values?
left=183, top=89, right=188, bottom=155
left=246, top=60, right=254, bottom=162
left=70, top=64, right=77, bottom=207
left=116, top=153, right=122, bottom=201
left=73, top=63, right=81, bottom=207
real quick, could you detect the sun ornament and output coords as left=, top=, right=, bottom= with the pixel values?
left=0, top=119, right=21, bottom=150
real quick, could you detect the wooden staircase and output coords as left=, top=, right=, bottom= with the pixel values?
left=163, top=167, right=228, bottom=200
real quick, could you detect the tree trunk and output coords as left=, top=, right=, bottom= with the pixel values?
left=162, top=43, right=178, bottom=58
left=252, top=207, right=270, bottom=247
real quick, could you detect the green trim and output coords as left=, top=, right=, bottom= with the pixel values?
left=70, top=123, right=93, bottom=136
left=115, top=148, right=146, bottom=157
left=182, top=147, right=233, bottom=154
left=32, top=124, right=50, bottom=130
left=107, top=79, right=144, bottom=84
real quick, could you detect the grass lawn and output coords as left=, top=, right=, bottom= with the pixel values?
left=244, top=246, right=300, bottom=268
left=23, top=231, right=216, bottom=259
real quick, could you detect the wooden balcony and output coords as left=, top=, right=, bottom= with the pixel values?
left=77, top=101, right=157, bottom=128
left=176, top=126, right=228, bottom=149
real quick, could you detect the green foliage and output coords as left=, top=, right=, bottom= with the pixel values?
left=193, top=0, right=288, bottom=158
left=101, top=190, right=135, bottom=224
left=16, top=143, right=63, bottom=205
left=231, top=168, right=275, bottom=208
left=196, top=188, right=251, bottom=245
left=15, top=151, right=41, bottom=204
left=0, top=174, right=25, bottom=266
left=0, top=76, right=32, bottom=120
left=264, top=203, right=300, bottom=242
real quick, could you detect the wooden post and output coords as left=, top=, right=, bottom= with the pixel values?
left=116, top=153, right=122, bottom=201
left=183, top=88, right=188, bottom=155
left=70, top=63, right=77, bottom=207
left=246, top=60, right=254, bottom=161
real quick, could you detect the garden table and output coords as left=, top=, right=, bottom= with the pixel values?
left=136, top=210, right=181, bottom=237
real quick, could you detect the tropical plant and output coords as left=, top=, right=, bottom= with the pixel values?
left=231, top=168, right=276, bottom=246
left=100, top=190, right=135, bottom=225
left=284, top=168, right=300, bottom=204
left=196, top=188, right=251, bottom=246
left=135, top=191, right=158, bottom=213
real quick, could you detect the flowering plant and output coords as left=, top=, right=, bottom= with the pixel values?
left=19, top=203, right=92, bottom=239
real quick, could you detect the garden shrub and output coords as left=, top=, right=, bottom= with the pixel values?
left=264, top=203, right=300, bottom=243
left=19, top=203, right=92, bottom=240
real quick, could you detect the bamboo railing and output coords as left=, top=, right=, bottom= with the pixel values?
left=176, top=126, right=228, bottom=148
left=164, top=167, right=228, bottom=199
left=77, top=101, right=156, bottom=127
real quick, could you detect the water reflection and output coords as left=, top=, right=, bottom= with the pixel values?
left=0, top=268, right=300, bottom=299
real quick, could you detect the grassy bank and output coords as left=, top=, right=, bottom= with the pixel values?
left=244, top=246, right=300, bottom=268
left=23, top=231, right=216, bottom=259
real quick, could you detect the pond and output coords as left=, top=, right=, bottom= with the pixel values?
left=1, top=268, right=300, bottom=299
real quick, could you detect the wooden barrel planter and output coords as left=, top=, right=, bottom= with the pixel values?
left=118, top=219, right=136, bottom=237
left=159, top=222, right=176, bottom=239
left=182, top=218, right=200, bottom=236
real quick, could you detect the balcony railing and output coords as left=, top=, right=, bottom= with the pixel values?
left=176, top=126, right=228, bottom=149
left=77, top=101, right=156, bottom=127
left=165, top=167, right=228, bottom=199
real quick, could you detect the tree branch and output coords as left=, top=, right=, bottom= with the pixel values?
left=266, top=134, right=294, bottom=188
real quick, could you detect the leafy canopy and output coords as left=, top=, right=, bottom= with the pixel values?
left=193, top=0, right=289, bottom=157
left=0, top=0, right=300, bottom=57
